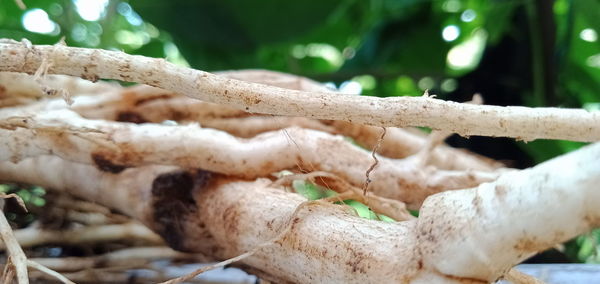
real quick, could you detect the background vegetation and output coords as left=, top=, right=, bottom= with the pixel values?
left=1, top=0, right=599, bottom=264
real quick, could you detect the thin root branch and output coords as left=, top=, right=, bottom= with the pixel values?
left=363, top=127, right=386, bottom=196
left=504, top=268, right=546, bottom=284
left=0, top=200, right=28, bottom=284
left=1, top=256, right=15, bottom=284
left=26, top=260, right=75, bottom=284
left=414, top=95, right=483, bottom=168
left=272, top=171, right=414, bottom=221
left=414, top=130, right=453, bottom=168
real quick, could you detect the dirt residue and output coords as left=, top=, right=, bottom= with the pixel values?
left=150, top=169, right=213, bottom=251
left=91, top=152, right=129, bottom=173
left=494, top=184, right=507, bottom=201
left=512, top=234, right=561, bottom=253
left=116, top=111, right=148, bottom=124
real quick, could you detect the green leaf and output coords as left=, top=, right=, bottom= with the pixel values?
left=292, top=180, right=329, bottom=200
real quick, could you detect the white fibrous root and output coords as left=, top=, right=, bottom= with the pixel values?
left=1, top=79, right=503, bottom=173
left=0, top=222, right=163, bottom=250
left=0, top=108, right=497, bottom=209
left=0, top=45, right=598, bottom=283
left=28, top=246, right=203, bottom=272
left=1, top=41, right=599, bottom=141
left=0, top=72, right=118, bottom=108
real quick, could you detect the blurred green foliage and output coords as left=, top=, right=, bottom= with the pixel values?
left=567, top=231, right=600, bottom=263
left=0, top=0, right=599, bottom=263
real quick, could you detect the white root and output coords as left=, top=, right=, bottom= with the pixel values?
left=0, top=71, right=119, bottom=107
left=28, top=270, right=209, bottom=283
left=198, top=116, right=336, bottom=137
left=414, top=142, right=600, bottom=283
left=0, top=71, right=504, bottom=172
left=0, top=109, right=498, bottom=208
left=214, top=69, right=336, bottom=93
left=0, top=222, right=163, bottom=250
left=0, top=199, right=29, bottom=284
left=5, top=89, right=502, bottom=172
left=1, top=143, right=598, bottom=283
left=69, top=85, right=249, bottom=122
left=1, top=42, right=599, bottom=141
left=327, top=120, right=503, bottom=171
left=25, top=260, right=75, bottom=284
left=0, top=157, right=425, bottom=283
left=29, top=246, right=202, bottom=272
left=70, top=89, right=502, bottom=172
left=503, top=269, right=546, bottom=284
left=1, top=46, right=597, bottom=284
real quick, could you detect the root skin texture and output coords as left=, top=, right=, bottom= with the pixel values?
left=415, top=142, right=600, bottom=283
left=0, top=108, right=497, bottom=208
left=1, top=41, right=599, bottom=141
left=0, top=143, right=599, bottom=283
left=0, top=70, right=510, bottom=173
left=1, top=45, right=598, bottom=283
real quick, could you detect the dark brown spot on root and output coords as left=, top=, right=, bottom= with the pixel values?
left=116, top=111, right=148, bottom=124
left=91, top=153, right=129, bottom=173
left=584, top=214, right=600, bottom=227
left=117, top=63, right=131, bottom=72
left=151, top=169, right=213, bottom=251
left=0, top=85, right=6, bottom=99
left=343, top=243, right=369, bottom=274
left=81, top=73, right=99, bottom=83
left=119, top=74, right=133, bottom=81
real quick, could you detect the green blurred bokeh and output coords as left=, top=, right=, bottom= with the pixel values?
left=1, top=0, right=599, bottom=263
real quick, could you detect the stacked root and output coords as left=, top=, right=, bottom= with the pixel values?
left=0, top=69, right=598, bottom=284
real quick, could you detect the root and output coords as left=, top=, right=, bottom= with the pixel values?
left=1, top=73, right=503, bottom=173
left=160, top=200, right=320, bottom=284
left=326, top=120, right=503, bottom=171
left=0, top=109, right=498, bottom=208
left=504, top=268, right=546, bottom=284
left=411, top=130, right=453, bottom=168
left=1, top=144, right=597, bottom=283
left=31, top=44, right=72, bottom=105
left=1, top=222, right=163, bottom=250
left=0, top=199, right=29, bottom=284
left=200, top=116, right=336, bottom=138
left=29, top=246, right=203, bottom=272
left=2, top=41, right=599, bottom=141
left=0, top=72, right=119, bottom=108
left=26, top=260, right=75, bottom=284
left=1, top=62, right=590, bottom=283
left=363, top=127, right=386, bottom=196
left=0, top=193, right=76, bottom=284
